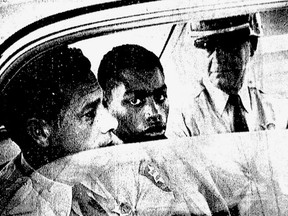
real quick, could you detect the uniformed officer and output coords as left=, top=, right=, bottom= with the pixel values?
left=0, top=46, right=121, bottom=215
left=175, top=13, right=286, bottom=136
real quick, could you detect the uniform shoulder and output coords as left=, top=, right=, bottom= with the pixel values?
left=248, top=86, right=288, bottom=101
left=248, top=86, right=263, bottom=94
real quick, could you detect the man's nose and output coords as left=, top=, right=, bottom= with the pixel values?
left=210, top=48, right=229, bottom=72
left=215, top=47, right=232, bottom=62
left=98, top=106, right=118, bottom=134
left=144, top=98, right=162, bottom=123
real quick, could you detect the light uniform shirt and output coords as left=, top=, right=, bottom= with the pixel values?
left=166, top=76, right=287, bottom=138
left=38, top=148, right=234, bottom=216
left=0, top=152, right=230, bottom=216
left=0, top=154, right=112, bottom=216
left=37, top=137, right=288, bottom=216
left=0, top=154, right=73, bottom=216
left=202, top=76, right=253, bottom=132
left=0, top=154, right=122, bottom=216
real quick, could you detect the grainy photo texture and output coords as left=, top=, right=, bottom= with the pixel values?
left=0, top=0, right=288, bottom=215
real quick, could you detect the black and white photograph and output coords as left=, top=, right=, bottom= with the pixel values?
left=0, top=0, right=288, bottom=215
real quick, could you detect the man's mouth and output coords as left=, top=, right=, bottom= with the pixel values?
left=144, top=125, right=166, bottom=137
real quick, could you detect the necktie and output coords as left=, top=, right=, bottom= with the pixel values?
left=228, top=94, right=249, bottom=132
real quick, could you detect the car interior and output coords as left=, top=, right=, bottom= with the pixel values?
left=0, top=0, right=288, bottom=213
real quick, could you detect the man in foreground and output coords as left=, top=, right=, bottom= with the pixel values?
left=0, top=46, right=120, bottom=215
left=98, top=44, right=169, bottom=143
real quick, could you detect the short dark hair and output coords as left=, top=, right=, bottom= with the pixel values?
left=0, top=46, right=95, bottom=146
left=97, top=44, right=164, bottom=95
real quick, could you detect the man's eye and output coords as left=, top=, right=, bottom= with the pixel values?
left=155, top=93, right=166, bottom=103
left=83, top=109, right=96, bottom=122
left=129, top=98, right=143, bottom=106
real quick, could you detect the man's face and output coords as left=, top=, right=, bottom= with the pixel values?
left=53, top=81, right=120, bottom=155
left=208, top=39, right=251, bottom=94
left=108, top=67, right=169, bottom=143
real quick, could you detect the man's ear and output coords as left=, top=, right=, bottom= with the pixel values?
left=26, top=118, right=51, bottom=147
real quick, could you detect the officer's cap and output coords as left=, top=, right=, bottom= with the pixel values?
left=191, top=13, right=263, bottom=50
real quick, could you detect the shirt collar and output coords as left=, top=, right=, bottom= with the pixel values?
left=203, top=75, right=229, bottom=115
left=20, top=153, right=35, bottom=174
left=203, top=76, right=251, bottom=115
left=237, top=82, right=251, bottom=113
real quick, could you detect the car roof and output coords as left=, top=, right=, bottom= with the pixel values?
left=0, top=0, right=287, bottom=90
left=1, top=0, right=286, bottom=46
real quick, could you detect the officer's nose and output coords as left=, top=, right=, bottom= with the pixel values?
left=97, top=105, right=118, bottom=134
left=215, top=47, right=233, bottom=64
left=144, top=98, right=162, bottom=124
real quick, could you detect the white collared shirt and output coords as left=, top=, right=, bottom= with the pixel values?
left=167, top=75, right=281, bottom=137
left=0, top=154, right=73, bottom=216
left=202, top=76, right=252, bottom=132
